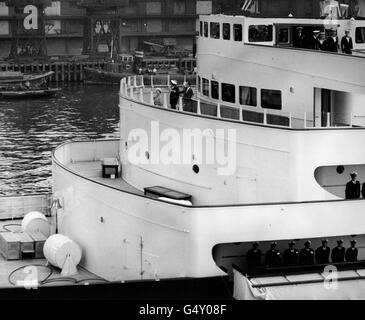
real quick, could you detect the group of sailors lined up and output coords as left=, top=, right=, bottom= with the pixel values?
left=153, top=80, right=194, bottom=111
left=294, top=27, right=353, bottom=54
left=246, top=239, right=358, bottom=274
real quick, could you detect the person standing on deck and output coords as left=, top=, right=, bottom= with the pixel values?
left=265, top=242, right=281, bottom=267
left=182, top=81, right=194, bottom=112
left=299, top=240, right=315, bottom=265
left=345, top=240, right=358, bottom=262
left=315, top=239, right=330, bottom=264
left=345, top=172, right=360, bottom=199
left=331, top=240, right=345, bottom=263
left=246, top=242, right=262, bottom=275
left=169, top=80, right=180, bottom=109
left=283, top=241, right=299, bottom=266
left=341, top=30, right=353, bottom=54
left=324, top=29, right=339, bottom=53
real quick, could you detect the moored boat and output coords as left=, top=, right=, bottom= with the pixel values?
left=0, top=88, right=61, bottom=99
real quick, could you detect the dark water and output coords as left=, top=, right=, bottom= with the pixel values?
left=0, top=84, right=120, bottom=196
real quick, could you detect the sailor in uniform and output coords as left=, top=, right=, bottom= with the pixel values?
left=265, top=242, right=281, bottom=267
left=345, top=172, right=360, bottom=199
left=331, top=239, right=345, bottom=263
left=315, top=239, right=330, bottom=264
left=341, top=30, right=353, bottom=54
left=306, top=30, right=320, bottom=50
left=246, top=242, right=262, bottom=274
left=294, top=27, right=306, bottom=48
left=283, top=241, right=299, bottom=266
left=345, top=240, right=358, bottom=262
left=169, top=80, right=180, bottom=109
left=299, top=240, right=315, bottom=265
left=324, top=29, right=339, bottom=53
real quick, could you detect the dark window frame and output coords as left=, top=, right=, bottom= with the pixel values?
left=202, top=78, right=209, bottom=96
left=233, top=24, right=242, bottom=42
left=200, top=21, right=203, bottom=37
left=248, top=24, right=273, bottom=42
left=239, top=86, right=257, bottom=107
left=211, top=80, right=219, bottom=99
left=261, top=89, right=282, bottom=110
left=210, top=22, right=220, bottom=39
left=223, top=23, right=231, bottom=40
left=355, top=27, right=365, bottom=43
left=204, top=21, right=208, bottom=38
left=221, top=83, right=236, bottom=103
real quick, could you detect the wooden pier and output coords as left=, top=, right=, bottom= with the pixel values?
left=0, top=61, right=107, bottom=83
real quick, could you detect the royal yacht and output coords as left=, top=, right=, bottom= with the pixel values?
left=50, top=8, right=365, bottom=299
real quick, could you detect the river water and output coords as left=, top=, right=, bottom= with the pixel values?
left=0, top=84, right=120, bottom=195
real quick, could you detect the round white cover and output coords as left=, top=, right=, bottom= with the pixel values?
left=43, top=234, right=82, bottom=269
left=21, top=211, right=50, bottom=237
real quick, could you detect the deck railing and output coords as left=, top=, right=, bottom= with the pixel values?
left=0, top=193, right=52, bottom=220
left=120, top=75, right=365, bottom=130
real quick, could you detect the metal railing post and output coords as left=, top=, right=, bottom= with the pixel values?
left=130, top=87, right=134, bottom=99
left=139, top=88, right=144, bottom=102
left=167, top=74, right=170, bottom=87
left=304, top=112, right=307, bottom=128
left=239, top=105, right=243, bottom=121
left=327, top=112, right=330, bottom=127
left=263, top=109, right=267, bottom=125
left=163, top=93, right=168, bottom=108
left=179, top=97, right=183, bottom=111
left=151, top=75, right=154, bottom=88
left=150, top=90, right=154, bottom=105
left=288, top=112, right=292, bottom=128
left=350, top=112, right=353, bottom=127
left=217, top=103, right=221, bottom=118
left=197, top=99, right=201, bottom=115
left=133, top=75, right=137, bottom=87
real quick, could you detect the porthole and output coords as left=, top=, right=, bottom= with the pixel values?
left=336, top=165, right=344, bottom=174
left=192, top=164, right=200, bottom=174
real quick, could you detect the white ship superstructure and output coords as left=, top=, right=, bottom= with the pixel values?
left=52, top=14, right=365, bottom=299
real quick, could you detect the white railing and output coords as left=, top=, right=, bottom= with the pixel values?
left=120, top=76, right=365, bottom=130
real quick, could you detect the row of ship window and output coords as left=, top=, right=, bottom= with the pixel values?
left=198, top=77, right=282, bottom=110
left=199, top=21, right=273, bottom=43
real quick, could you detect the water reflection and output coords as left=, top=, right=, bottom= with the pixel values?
left=0, top=84, right=119, bottom=195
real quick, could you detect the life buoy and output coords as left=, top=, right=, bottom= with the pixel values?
left=125, top=63, right=131, bottom=70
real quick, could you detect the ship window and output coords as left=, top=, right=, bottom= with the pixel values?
left=234, top=24, right=242, bottom=41
left=210, top=22, right=220, bottom=39
left=200, top=21, right=203, bottom=36
left=355, top=27, right=365, bottom=43
left=211, top=81, right=219, bottom=99
left=222, top=83, right=235, bottom=103
left=223, top=23, right=230, bottom=40
left=248, top=25, right=273, bottom=42
left=204, top=22, right=208, bottom=37
left=202, top=78, right=209, bottom=96
left=239, top=86, right=257, bottom=106
left=261, top=89, right=282, bottom=110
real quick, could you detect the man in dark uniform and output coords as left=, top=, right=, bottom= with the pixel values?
left=323, top=29, right=339, bottom=53
left=283, top=241, right=299, bottom=266
left=294, top=27, right=306, bottom=48
left=169, top=80, right=180, bottom=109
left=182, top=81, right=194, bottom=112
left=341, top=30, right=353, bottom=54
left=331, top=240, right=346, bottom=263
left=246, top=242, right=262, bottom=274
left=299, top=240, right=315, bottom=265
left=345, top=240, right=358, bottom=262
left=306, top=30, right=320, bottom=50
left=345, top=172, right=361, bottom=199
left=315, top=239, right=330, bottom=264
left=265, top=242, right=281, bottom=267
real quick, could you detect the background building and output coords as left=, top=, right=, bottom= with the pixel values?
left=1, top=0, right=365, bottom=60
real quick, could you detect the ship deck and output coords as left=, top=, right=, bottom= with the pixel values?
left=0, top=221, right=106, bottom=288
left=67, top=160, right=143, bottom=195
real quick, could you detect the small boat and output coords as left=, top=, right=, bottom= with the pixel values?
left=0, top=88, right=61, bottom=99
left=0, top=71, right=54, bottom=85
